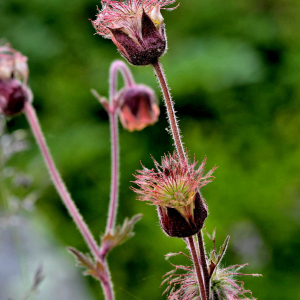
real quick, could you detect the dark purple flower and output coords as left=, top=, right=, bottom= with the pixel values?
left=0, top=79, right=30, bottom=116
left=92, top=0, right=178, bottom=65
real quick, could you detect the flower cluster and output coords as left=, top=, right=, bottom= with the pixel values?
left=92, top=0, right=178, bottom=65
left=133, top=152, right=216, bottom=237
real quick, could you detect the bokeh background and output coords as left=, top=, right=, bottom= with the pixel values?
left=1, top=0, right=300, bottom=299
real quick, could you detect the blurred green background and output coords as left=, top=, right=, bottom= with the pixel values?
left=1, top=0, right=300, bottom=299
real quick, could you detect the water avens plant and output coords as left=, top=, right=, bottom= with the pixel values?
left=0, top=1, right=261, bottom=299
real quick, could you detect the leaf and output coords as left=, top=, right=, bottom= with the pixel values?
left=217, top=235, right=230, bottom=265
left=100, top=214, right=142, bottom=257
left=67, top=247, right=104, bottom=280
left=91, top=89, right=110, bottom=112
left=208, top=236, right=230, bottom=278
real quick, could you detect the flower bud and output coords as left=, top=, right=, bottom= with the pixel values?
left=0, top=79, right=31, bottom=117
left=118, top=84, right=159, bottom=131
left=0, top=45, right=31, bottom=117
left=133, top=152, right=216, bottom=238
left=93, top=0, right=177, bottom=66
left=0, top=45, right=29, bottom=82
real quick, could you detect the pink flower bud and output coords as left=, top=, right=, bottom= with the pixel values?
left=118, top=84, right=159, bottom=131
left=0, top=79, right=31, bottom=117
left=0, top=45, right=31, bottom=117
left=0, top=44, right=29, bottom=83
left=92, top=0, right=178, bottom=65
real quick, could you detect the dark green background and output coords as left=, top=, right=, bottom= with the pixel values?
left=1, top=0, right=300, bottom=299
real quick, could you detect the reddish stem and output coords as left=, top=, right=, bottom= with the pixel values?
left=187, top=236, right=207, bottom=300
left=24, top=102, right=100, bottom=258
left=105, top=60, right=134, bottom=234
left=106, top=110, right=119, bottom=234
left=197, top=231, right=210, bottom=299
left=109, top=60, right=135, bottom=101
left=152, top=61, right=186, bottom=161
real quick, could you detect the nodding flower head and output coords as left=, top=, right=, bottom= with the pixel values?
left=0, top=44, right=31, bottom=117
left=0, top=44, right=29, bottom=83
left=132, top=152, right=216, bottom=237
left=92, top=0, right=178, bottom=65
left=118, top=84, right=159, bottom=131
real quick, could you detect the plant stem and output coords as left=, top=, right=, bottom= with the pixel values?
left=24, top=102, right=100, bottom=258
left=105, top=60, right=134, bottom=234
left=197, top=231, right=210, bottom=300
left=187, top=236, right=207, bottom=300
left=152, top=61, right=210, bottom=299
left=106, top=111, right=119, bottom=233
left=109, top=60, right=135, bottom=101
left=152, top=61, right=185, bottom=161
left=98, top=262, right=114, bottom=300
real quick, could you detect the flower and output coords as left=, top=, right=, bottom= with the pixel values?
left=133, top=152, right=216, bottom=237
left=0, top=45, right=31, bottom=117
left=0, top=79, right=31, bottom=116
left=118, top=84, right=159, bottom=131
left=0, top=44, right=29, bottom=83
left=92, top=0, right=178, bottom=65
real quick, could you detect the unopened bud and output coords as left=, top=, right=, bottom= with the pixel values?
left=0, top=79, right=31, bottom=117
left=118, top=84, right=159, bottom=131
left=0, top=45, right=31, bottom=117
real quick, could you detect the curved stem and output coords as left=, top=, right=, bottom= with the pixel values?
left=109, top=60, right=135, bottom=101
left=196, top=231, right=210, bottom=300
left=24, top=102, right=100, bottom=258
left=152, top=61, right=186, bottom=161
left=105, top=60, right=135, bottom=233
left=187, top=236, right=207, bottom=300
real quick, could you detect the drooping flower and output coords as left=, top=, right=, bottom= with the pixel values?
left=92, top=0, right=178, bottom=65
left=162, top=252, right=261, bottom=300
left=0, top=44, right=31, bottom=117
left=118, top=84, right=159, bottom=131
left=133, top=152, right=216, bottom=237
left=0, top=45, right=29, bottom=83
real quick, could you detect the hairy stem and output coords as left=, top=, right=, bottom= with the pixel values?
left=197, top=231, right=210, bottom=300
left=109, top=60, right=135, bottom=101
left=187, top=236, right=207, bottom=300
left=105, top=60, right=134, bottom=234
left=106, top=111, right=119, bottom=233
left=99, top=262, right=114, bottom=300
left=152, top=61, right=185, bottom=161
left=24, top=102, right=100, bottom=258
